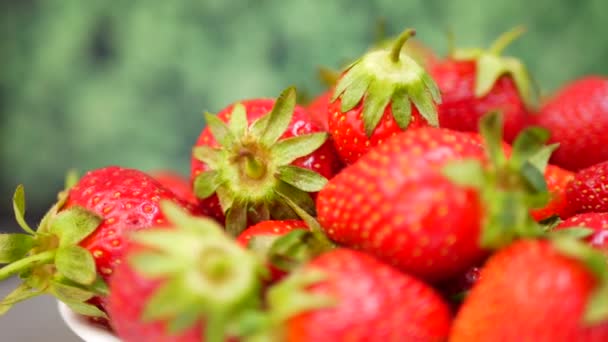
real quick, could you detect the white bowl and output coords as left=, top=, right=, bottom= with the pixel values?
left=58, top=301, right=121, bottom=342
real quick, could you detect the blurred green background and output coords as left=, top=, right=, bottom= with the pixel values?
left=1, top=0, right=607, bottom=227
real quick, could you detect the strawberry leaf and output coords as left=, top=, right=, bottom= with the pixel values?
left=205, top=112, right=236, bottom=148
left=12, top=185, right=35, bottom=235
left=272, top=133, right=328, bottom=166
left=0, top=283, right=40, bottom=316
left=193, top=170, right=221, bottom=199
left=49, top=206, right=102, bottom=246
left=228, top=103, right=248, bottom=137
left=0, top=234, right=34, bottom=263
left=55, top=246, right=96, bottom=285
left=50, top=280, right=95, bottom=303
left=528, top=143, right=559, bottom=171
left=192, top=146, right=222, bottom=169
left=129, top=252, right=183, bottom=277
left=276, top=166, right=328, bottom=193
left=226, top=199, right=248, bottom=237
left=260, top=87, right=296, bottom=146
left=362, top=79, right=393, bottom=136
left=64, top=300, right=107, bottom=318
left=479, top=112, right=506, bottom=166
left=442, top=159, right=486, bottom=188
left=408, top=80, right=438, bottom=126
left=391, top=88, right=412, bottom=129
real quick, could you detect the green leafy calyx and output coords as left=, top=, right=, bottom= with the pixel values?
left=332, top=27, right=441, bottom=137
left=0, top=184, right=106, bottom=317
left=451, top=26, right=539, bottom=109
left=192, top=87, right=329, bottom=236
left=442, top=111, right=550, bottom=250
left=129, top=201, right=266, bottom=342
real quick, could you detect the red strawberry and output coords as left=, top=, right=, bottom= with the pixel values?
left=108, top=202, right=264, bottom=342
left=317, top=113, right=549, bottom=282
left=555, top=213, right=608, bottom=250
left=150, top=170, right=198, bottom=205
left=328, top=28, right=441, bottom=164
left=0, top=166, right=195, bottom=317
left=237, top=220, right=309, bottom=281
left=450, top=239, right=608, bottom=341
left=566, top=160, right=608, bottom=214
left=531, top=164, right=575, bottom=221
left=191, top=87, right=340, bottom=235
left=533, top=76, right=608, bottom=171
left=429, top=27, right=537, bottom=143
left=265, top=248, right=452, bottom=341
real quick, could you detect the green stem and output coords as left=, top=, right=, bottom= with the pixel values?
left=0, top=250, right=56, bottom=281
left=389, top=28, right=416, bottom=63
left=241, top=152, right=266, bottom=180
left=489, top=26, right=526, bottom=55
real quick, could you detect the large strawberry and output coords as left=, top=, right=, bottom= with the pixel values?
left=150, top=170, right=198, bottom=206
left=191, top=87, right=339, bottom=235
left=555, top=213, right=608, bottom=250
left=328, top=28, right=441, bottom=164
left=533, top=76, right=608, bottom=170
left=108, top=202, right=264, bottom=342
left=566, top=160, right=608, bottom=214
left=317, top=113, right=550, bottom=282
left=254, top=248, right=452, bottom=341
left=429, top=27, right=538, bottom=143
left=0, top=166, right=195, bottom=317
left=450, top=238, right=608, bottom=341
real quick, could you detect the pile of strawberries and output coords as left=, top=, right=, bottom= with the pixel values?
left=1, top=26, right=608, bottom=342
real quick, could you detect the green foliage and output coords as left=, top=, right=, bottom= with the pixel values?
left=0, top=0, right=607, bottom=220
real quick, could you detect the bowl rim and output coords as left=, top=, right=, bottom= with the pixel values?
left=57, top=301, right=120, bottom=342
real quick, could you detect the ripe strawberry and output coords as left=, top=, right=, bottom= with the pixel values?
left=450, top=238, right=608, bottom=341
left=555, top=213, right=608, bottom=250
left=264, top=248, right=452, bottom=341
left=328, top=28, right=441, bottom=164
left=317, top=113, right=549, bottom=282
left=237, top=220, right=309, bottom=282
left=108, top=202, right=264, bottom=342
left=566, top=160, right=608, bottom=214
left=533, top=76, right=608, bottom=170
left=531, top=164, right=575, bottom=221
left=0, top=166, right=195, bottom=317
left=150, top=170, right=198, bottom=205
left=429, top=27, right=537, bottom=143
left=191, top=87, right=339, bottom=235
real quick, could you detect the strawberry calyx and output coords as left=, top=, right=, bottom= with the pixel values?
left=451, top=26, right=539, bottom=109
left=332, top=28, right=441, bottom=137
left=550, top=234, right=608, bottom=325
left=128, top=201, right=266, bottom=342
left=442, top=112, right=550, bottom=249
left=0, top=183, right=107, bottom=317
left=192, top=87, right=329, bottom=237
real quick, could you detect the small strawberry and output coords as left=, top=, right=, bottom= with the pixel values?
left=450, top=238, right=608, bottom=341
left=191, top=87, right=340, bottom=235
left=0, top=166, right=195, bottom=317
left=555, top=213, right=608, bottom=250
left=429, top=27, right=538, bottom=143
left=150, top=170, right=198, bottom=205
left=328, top=28, right=441, bottom=164
left=108, top=202, right=265, bottom=342
left=566, top=160, right=608, bottom=214
left=533, top=76, right=608, bottom=170
left=317, top=112, right=550, bottom=282
left=257, top=248, right=452, bottom=341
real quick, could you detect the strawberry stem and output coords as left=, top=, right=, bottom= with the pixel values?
left=389, top=28, right=416, bottom=63
left=0, top=250, right=56, bottom=281
left=489, top=26, right=526, bottom=55
left=240, top=151, right=266, bottom=180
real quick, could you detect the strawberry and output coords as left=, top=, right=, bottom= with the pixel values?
left=429, top=27, right=537, bottom=143
left=108, top=202, right=265, bottom=342
left=237, top=220, right=309, bottom=282
left=191, top=87, right=340, bottom=235
left=0, top=166, right=195, bottom=317
left=306, top=90, right=332, bottom=131
left=566, top=160, right=608, bottom=214
left=450, top=238, right=608, bottom=341
left=260, top=248, right=452, bottom=341
left=317, top=113, right=550, bottom=282
left=150, top=170, right=198, bottom=205
left=531, top=164, right=575, bottom=221
left=533, top=76, right=608, bottom=171
left=555, top=213, right=608, bottom=250
left=328, top=28, right=441, bottom=164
